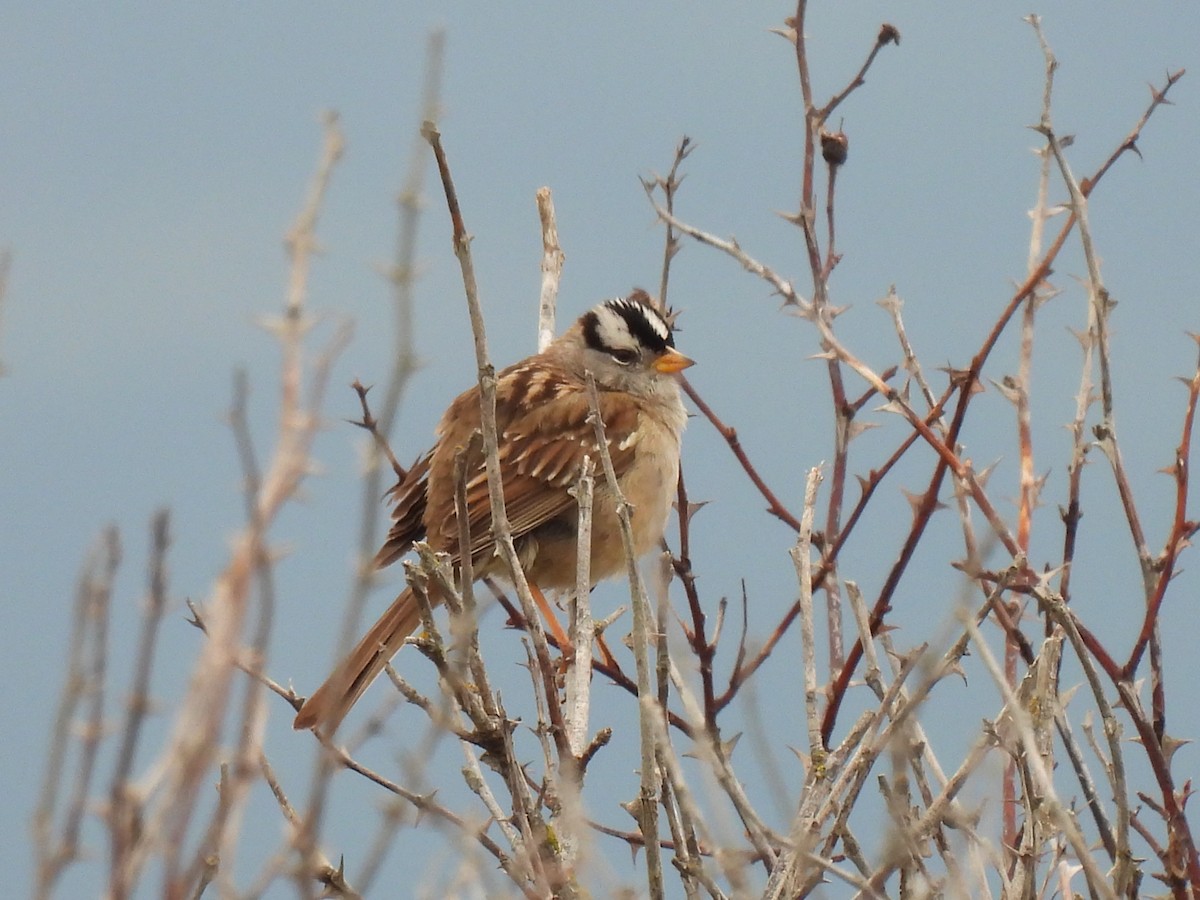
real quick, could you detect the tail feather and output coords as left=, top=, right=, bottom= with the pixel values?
left=293, top=588, right=423, bottom=734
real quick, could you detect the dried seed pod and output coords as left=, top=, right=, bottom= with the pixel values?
left=820, top=129, right=849, bottom=167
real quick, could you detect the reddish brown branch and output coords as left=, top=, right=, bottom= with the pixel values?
left=672, top=474, right=718, bottom=731
left=645, top=135, right=717, bottom=731
left=817, top=23, right=901, bottom=124
left=1116, top=681, right=1200, bottom=895
left=816, top=67, right=1184, bottom=746
left=1123, top=351, right=1200, bottom=679
left=680, top=376, right=806, bottom=533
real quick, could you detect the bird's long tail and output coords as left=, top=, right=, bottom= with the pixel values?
left=293, top=587, right=423, bottom=734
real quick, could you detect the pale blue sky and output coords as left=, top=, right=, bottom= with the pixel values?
left=5, top=3, right=1199, bottom=896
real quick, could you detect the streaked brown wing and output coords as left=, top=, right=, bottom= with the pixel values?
left=374, top=452, right=432, bottom=568
left=425, top=379, right=641, bottom=565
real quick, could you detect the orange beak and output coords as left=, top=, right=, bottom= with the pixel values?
left=653, top=348, right=695, bottom=374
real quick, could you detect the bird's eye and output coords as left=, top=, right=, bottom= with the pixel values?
left=609, top=348, right=638, bottom=366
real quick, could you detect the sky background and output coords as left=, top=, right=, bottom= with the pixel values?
left=4, top=3, right=1200, bottom=897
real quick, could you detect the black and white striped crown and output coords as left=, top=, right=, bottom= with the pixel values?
left=581, top=290, right=674, bottom=359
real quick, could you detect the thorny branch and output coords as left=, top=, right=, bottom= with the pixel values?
left=37, top=11, right=1199, bottom=900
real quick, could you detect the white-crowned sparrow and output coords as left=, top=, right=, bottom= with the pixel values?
left=294, top=289, right=693, bottom=733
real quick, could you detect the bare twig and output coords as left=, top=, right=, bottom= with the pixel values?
left=424, top=120, right=581, bottom=896
left=107, top=512, right=170, bottom=898
left=34, top=526, right=120, bottom=899
left=148, top=112, right=346, bottom=897
left=565, top=458, right=595, bottom=758
left=536, top=186, right=564, bottom=351
left=790, top=468, right=825, bottom=765
left=584, top=372, right=665, bottom=899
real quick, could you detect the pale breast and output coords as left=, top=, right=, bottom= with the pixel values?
left=621, top=411, right=684, bottom=557
left=584, top=393, right=686, bottom=581
left=506, top=387, right=686, bottom=590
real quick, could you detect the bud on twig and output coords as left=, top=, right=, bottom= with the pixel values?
left=878, top=23, right=901, bottom=46
left=820, top=129, right=849, bottom=167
